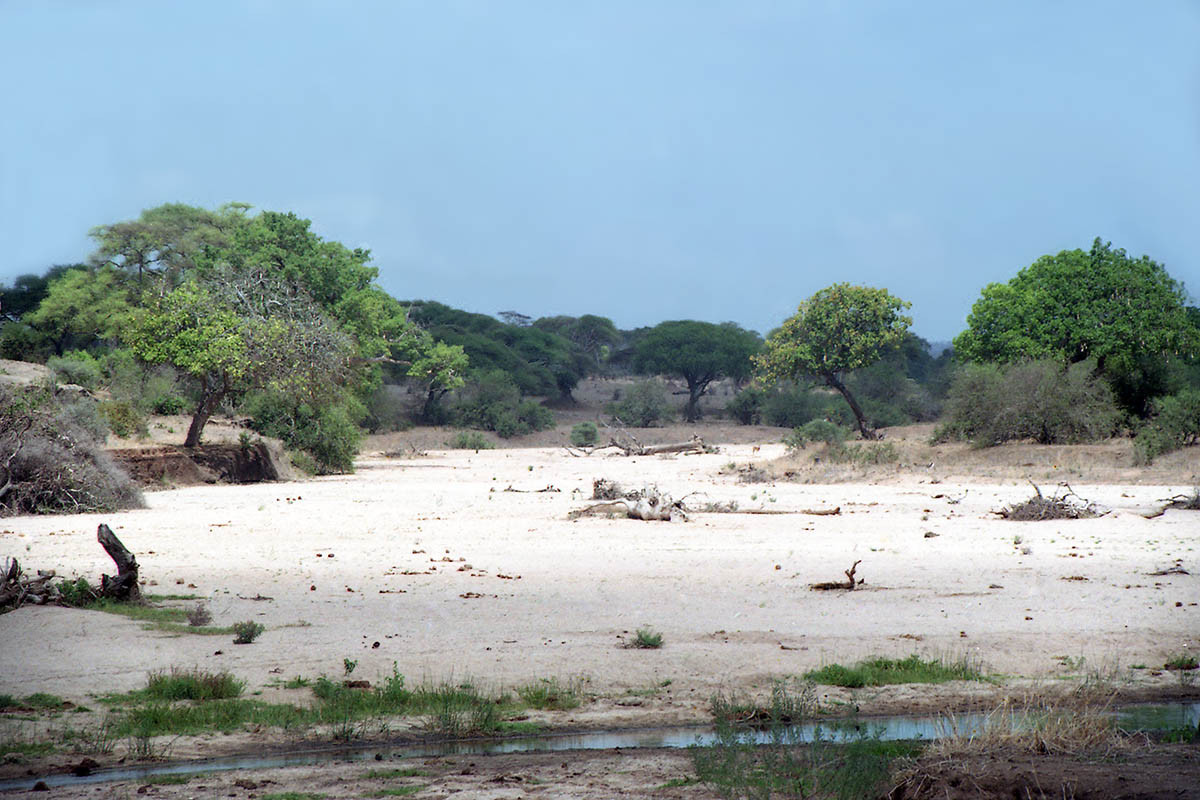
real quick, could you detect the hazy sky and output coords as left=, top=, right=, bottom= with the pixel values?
left=2, top=1, right=1198, bottom=342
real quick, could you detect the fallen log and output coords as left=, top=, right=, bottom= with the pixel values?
left=569, top=486, right=688, bottom=522
left=810, top=560, right=862, bottom=591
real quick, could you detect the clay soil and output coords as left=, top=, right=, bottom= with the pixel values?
left=2, top=389, right=1198, bottom=797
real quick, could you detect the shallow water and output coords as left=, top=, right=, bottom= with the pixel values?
left=4, top=702, right=1196, bottom=792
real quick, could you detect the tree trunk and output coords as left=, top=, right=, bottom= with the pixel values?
left=684, top=378, right=711, bottom=423
left=185, top=387, right=225, bottom=447
left=97, top=523, right=141, bottom=602
left=824, top=372, right=876, bottom=440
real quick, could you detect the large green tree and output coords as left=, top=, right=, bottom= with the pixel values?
left=634, top=320, right=761, bottom=422
left=756, top=284, right=912, bottom=439
left=954, top=239, right=1199, bottom=414
left=126, top=271, right=353, bottom=447
left=24, top=266, right=132, bottom=355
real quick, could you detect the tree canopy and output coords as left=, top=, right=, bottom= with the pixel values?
left=757, top=284, right=911, bottom=439
left=953, top=238, right=1199, bottom=414
left=634, top=320, right=761, bottom=422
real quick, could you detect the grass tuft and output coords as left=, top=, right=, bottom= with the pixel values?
left=627, top=627, right=664, bottom=649
left=805, top=654, right=982, bottom=688
left=516, top=677, right=582, bottom=711
left=146, top=668, right=244, bottom=701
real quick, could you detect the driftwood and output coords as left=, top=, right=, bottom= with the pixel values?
left=502, top=485, right=561, bottom=493
left=566, top=422, right=716, bottom=457
left=810, top=560, right=862, bottom=591
left=1, top=524, right=141, bottom=613
left=1143, top=489, right=1200, bottom=519
left=995, top=482, right=1104, bottom=521
left=569, top=485, right=688, bottom=522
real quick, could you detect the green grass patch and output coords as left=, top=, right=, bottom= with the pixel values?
left=516, top=678, right=581, bottom=711
left=804, top=654, right=982, bottom=688
left=628, top=627, right=664, bottom=649
left=146, top=668, right=245, bottom=701
left=0, top=740, right=56, bottom=757
left=22, top=693, right=66, bottom=710
left=80, top=598, right=230, bottom=635
left=1165, top=654, right=1199, bottom=671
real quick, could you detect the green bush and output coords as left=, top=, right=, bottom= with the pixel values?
left=726, top=386, right=766, bottom=425
left=607, top=379, right=672, bottom=427
left=363, top=384, right=414, bottom=433
left=151, top=394, right=189, bottom=415
left=232, top=621, right=264, bottom=644
left=48, top=350, right=102, bottom=389
left=1134, top=388, right=1200, bottom=464
left=243, top=391, right=364, bottom=474
left=56, top=577, right=97, bottom=606
left=0, top=323, right=50, bottom=361
left=98, top=400, right=147, bottom=438
left=448, top=431, right=495, bottom=450
left=784, top=419, right=850, bottom=452
left=101, top=349, right=183, bottom=414
left=452, top=371, right=555, bottom=438
left=934, top=359, right=1121, bottom=446
left=825, top=441, right=900, bottom=466
left=570, top=421, right=599, bottom=446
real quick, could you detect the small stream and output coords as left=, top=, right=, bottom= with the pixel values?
left=3, top=702, right=1196, bottom=792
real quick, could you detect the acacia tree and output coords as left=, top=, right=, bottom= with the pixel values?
left=24, top=266, right=132, bottom=355
left=756, top=284, right=912, bottom=439
left=634, top=320, right=761, bottom=422
left=126, top=269, right=353, bottom=447
left=954, top=238, right=1199, bottom=414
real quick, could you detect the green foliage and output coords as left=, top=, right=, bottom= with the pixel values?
left=0, top=385, right=143, bottom=516
left=56, top=577, right=97, bottom=607
left=243, top=391, right=363, bottom=473
left=516, top=678, right=582, bottom=711
left=47, top=350, right=102, bottom=389
left=97, top=400, right=146, bottom=439
left=954, top=239, right=1200, bottom=415
left=0, top=322, right=51, bottom=361
left=570, top=421, right=599, bottom=447
left=634, top=320, right=761, bottom=421
left=697, top=680, right=910, bottom=800
left=629, top=627, right=664, bottom=649
left=145, top=668, right=244, bottom=701
left=447, top=431, right=495, bottom=450
left=1134, top=388, right=1200, bottom=464
left=408, top=301, right=582, bottom=397
left=758, top=284, right=912, bottom=439
left=451, top=370, right=555, bottom=438
left=232, top=621, right=265, bottom=644
left=783, top=420, right=850, bottom=452
left=805, top=654, right=983, bottom=688
left=935, top=359, right=1122, bottom=446
left=726, top=385, right=767, bottom=425
left=533, top=314, right=620, bottom=372
left=607, top=379, right=672, bottom=427
left=822, top=441, right=900, bottom=466
left=24, top=265, right=131, bottom=355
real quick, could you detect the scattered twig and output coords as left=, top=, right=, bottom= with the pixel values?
left=810, top=560, right=862, bottom=591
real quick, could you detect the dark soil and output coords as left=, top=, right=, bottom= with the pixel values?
left=893, top=745, right=1200, bottom=799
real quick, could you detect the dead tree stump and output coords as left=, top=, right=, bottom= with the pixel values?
left=97, top=524, right=141, bottom=602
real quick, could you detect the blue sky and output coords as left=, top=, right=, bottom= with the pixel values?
left=2, top=1, right=1198, bottom=342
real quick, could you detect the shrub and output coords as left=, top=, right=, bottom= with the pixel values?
left=232, top=621, right=264, bottom=644
left=452, top=371, right=556, bottom=438
left=186, top=603, right=213, bottom=627
left=363, top=383, right=415, bottom=433
left=934, top=359, right=1121, bottom=446
left=825, top=441, right=900, bottom=466
left=146, top=668, right=244, bottom=701
left=243, top=391, right=364, bottom=474
left=448, top=431, right=494, bottom=450
left=1134, top=388, right=1200, bottom=464
left=47, top=351, right=102, bottom=389
left=56, top=577, right=97, bottom=606
left=726, top=386, right=766, bottom=425
left=151, top=394, right=189, bottom=415
left=607, top=379, right=671, bottom=427
left=98, top=400, right=147, bottom=438
left=783, top=419, right=850, bottom=452
left=570, top=421, right=599, bottom=447
left=102, top=349, right=182, bottom=414
left=628, top=627, right=664, bottom=649
left=56, top=398, right=109, bottom=443
left=0, top=385, right=144, bottom=516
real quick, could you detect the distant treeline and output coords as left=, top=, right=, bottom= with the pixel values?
left=3, top=205, right=1199, bottom=489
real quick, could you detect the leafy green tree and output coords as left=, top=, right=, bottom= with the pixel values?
left=90, top=203, right=245, bottom=291
left=24, top=266, right=133, bottom=355
left=126, top=273, right=353, bottom=447
left=407, top=336, right=469, bottom=422
left=634, top=320, right=761, bottom=422
left=757, top=284, right=912, bottom=439
left=533, top=314, right=621, bottom=371
left=954, top=239, right=1199, bottom=414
